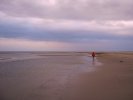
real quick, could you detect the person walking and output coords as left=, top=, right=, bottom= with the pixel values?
left=92, top=52, right=96, bottom=58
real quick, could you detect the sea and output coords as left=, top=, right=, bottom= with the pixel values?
left=0, top=52, right=101, bottom=100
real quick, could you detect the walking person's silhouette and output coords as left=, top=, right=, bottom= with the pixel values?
left=92, top=52, right=96, bottom=59
left=92, top=52, right=96, bottom=64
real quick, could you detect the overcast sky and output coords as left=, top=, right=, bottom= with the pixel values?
left=0, top=0, right=133, bottom=51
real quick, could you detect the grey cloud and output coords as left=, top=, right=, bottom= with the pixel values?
left=0, top=0, right=133, bottom=20
left=0, top=0, right=133, bottom=51
left=0, top=20, right=133, bottom=43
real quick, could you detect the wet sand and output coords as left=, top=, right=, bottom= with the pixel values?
left=0, top=52, right=96, bottom=100
left=0, top=52, right=133, bottom=100
left=66, top=52, right=133, bottom=100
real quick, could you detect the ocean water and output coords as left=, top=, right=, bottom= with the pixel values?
left=0, top=52, right=100, bottom=100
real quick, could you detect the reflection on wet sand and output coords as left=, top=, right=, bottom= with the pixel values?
left=92, top=57, right=95, bottom=65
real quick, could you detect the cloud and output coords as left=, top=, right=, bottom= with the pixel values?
left=0, top=37, right=133, bottom=51
left=0, top=12, right=133, bottom=43
left=0, top=38, right=71, bottom=51
left=0, top=17, right=133, bottom=43
left=0, top=0, right=133, bottom=51
left=0, top=0, right=133, bottom=20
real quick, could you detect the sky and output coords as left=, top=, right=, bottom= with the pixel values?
left=0, top=0, right=133, bottom=51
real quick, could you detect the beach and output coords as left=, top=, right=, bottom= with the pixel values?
left=66, top=52, right=133, bottom=100
left=0, top=52, right=133, bottom=100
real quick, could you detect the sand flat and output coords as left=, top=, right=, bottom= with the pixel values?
left=66, top=52, right=133, bottom=100
left=0, top=52, right=133, bottom=100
